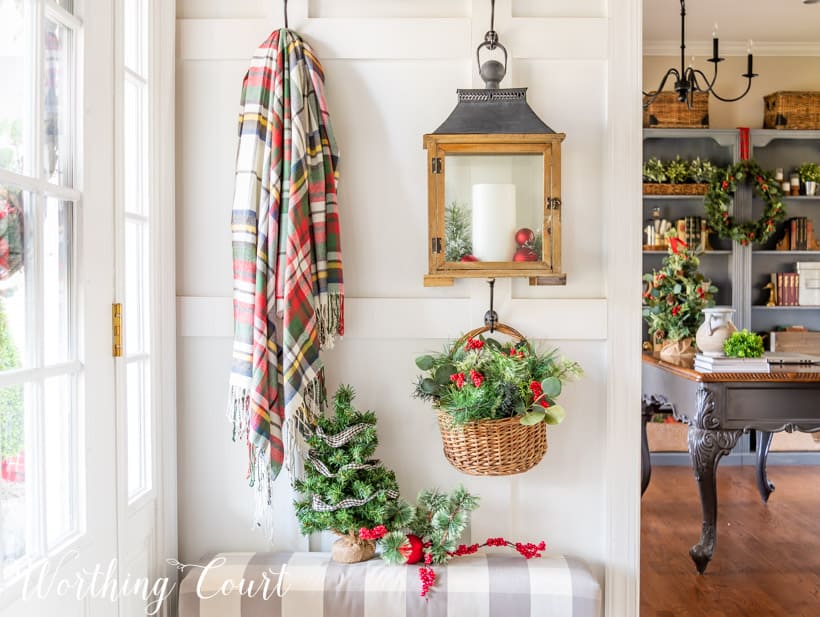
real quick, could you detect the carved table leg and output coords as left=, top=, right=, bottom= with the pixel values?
left=688, top=387, right=741, bottom=575
left=641, top=396, right=667, bottom=497
left=755, top=431, right=775, bottom=504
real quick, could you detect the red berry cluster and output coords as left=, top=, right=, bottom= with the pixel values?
left=469, top=369, right=484, bottom=388
left=358, top=525, right=388, bottom=540
left=450, top=372, right=466, bottom=389
left=418, top=567, right=436, bottom=597
left=529, top=381, right=550, bottom=408
left=424, top=553, right=433, bottom=565
left=508, top=347, right=526, bottom=358
left=452, top=543, right=480, bottom=556
left=465, top=337, right=485, bottom=351
left=514, top=541, right=546, bottom=559
left=485, top=537, right=507, bottom=547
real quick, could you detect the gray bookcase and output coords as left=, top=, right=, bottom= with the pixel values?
left=643, top=128, right=820, bottom=466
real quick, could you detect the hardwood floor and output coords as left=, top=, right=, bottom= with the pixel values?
left=641, top=466, right=820, bottom=617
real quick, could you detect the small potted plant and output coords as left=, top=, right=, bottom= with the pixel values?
left=642, top=232, right=718, bottom=360
left=413, top=324, right=582, bottom=476
left=723, top=329, right=765, bottom=358
left=797, top=162, right=820, bottom=196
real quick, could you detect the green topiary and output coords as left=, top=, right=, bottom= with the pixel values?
left=293, top=385, right=403, bottom=541
left=723, top=329, right=765, bottom=358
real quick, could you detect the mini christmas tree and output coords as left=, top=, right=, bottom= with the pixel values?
left=294, top=385, right=403, bottom=562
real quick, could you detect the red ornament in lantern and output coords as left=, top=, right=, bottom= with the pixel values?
left=399, top=534, right=424, bottom=565
left=513, top=247, right=538, bottom=262
left=515, top=228, right=535, bottom=246
left=460, top=254, right=479, bottom=262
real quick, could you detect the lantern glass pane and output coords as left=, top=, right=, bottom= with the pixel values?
left=443, top=153, right=544, bottom=263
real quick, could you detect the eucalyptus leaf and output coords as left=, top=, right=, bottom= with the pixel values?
left=416, top=355, right=435, bottom=371
left=421, top=378, right=439, bottom=395
left=540, top=376, right=562, bottom=398
left=435, top=364, right=456, bottom=385
left=543, top=404, right=566, bottom=425
left=520, top=410, right=546, bottom=426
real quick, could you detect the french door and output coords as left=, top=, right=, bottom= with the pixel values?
left=0, top=1, right=171, bottom=615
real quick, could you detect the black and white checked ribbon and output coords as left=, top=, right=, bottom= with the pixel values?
left=314, top=423, right=371, bottom=448
left=307, top=451, right=381, bottom=478
left=311, top=488, right=400, bottom=512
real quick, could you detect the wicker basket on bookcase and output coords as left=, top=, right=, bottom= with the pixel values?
left=434, top=323, right=548, bottom=476
left=643, top=183, right=709, bottom=196
left=643, top=92, right=709, bottom=128
left=764, top=91, right=820, bottom=130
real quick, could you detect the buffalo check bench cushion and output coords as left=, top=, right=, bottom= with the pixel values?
left=178, top=551, right=601, bottom=617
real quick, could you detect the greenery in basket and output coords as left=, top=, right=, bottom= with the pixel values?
left=642, top=157, right=668, bottom=183
left=413, top=334, right=582, bottom=426
left=642, top=156, right=720, bottom=184
left=723, top=329, right=765, bottom=358
left=797, top=162, right=820, bottom=184
left=642, top=233, right=718, bottom=343
left=688, top=157, right=719, bottom=184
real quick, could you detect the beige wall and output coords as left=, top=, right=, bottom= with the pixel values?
left=644, top=55, right=820, bottom=129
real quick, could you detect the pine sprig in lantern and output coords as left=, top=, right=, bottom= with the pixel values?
left=444, top=201, right=473, bottom=262
left=293, top=385, right=402, bottom=563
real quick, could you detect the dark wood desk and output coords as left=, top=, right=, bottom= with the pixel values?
left=641, top=353, right=820, bottom=574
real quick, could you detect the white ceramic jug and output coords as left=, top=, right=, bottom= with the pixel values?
left=695, top=307, right=737, bottom=357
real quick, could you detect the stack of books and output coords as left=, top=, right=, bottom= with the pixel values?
left=772, top=272, right=800, bottom=306
left=694, top=354, right=770, bottom=373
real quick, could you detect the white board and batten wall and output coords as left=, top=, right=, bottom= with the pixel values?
left=175, top=1, right=643, bottom=615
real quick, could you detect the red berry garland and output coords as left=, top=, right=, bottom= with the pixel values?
left=704, top=160, right=785, bottom=246
left=416, top=535, right=547, bottom=598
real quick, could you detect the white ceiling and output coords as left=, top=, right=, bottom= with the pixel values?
left=644, top=0, right=820, bottom=50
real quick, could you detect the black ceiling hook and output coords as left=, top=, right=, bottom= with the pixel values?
left=483, top=278, right=498, bottom=332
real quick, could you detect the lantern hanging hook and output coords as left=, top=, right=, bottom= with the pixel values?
left=484, top=278, right=498, bottom=332
left=476, top=0, right=507, bottom=89
left=283, top=0, right=289, bottom=28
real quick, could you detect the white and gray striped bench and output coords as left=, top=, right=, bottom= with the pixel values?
left=178, top=551, right=600, bottom=617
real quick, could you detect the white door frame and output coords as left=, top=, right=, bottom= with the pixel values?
left=604, top=1, right=643, bottom=616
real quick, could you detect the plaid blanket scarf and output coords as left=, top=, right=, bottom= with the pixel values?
left=229, top=28, right=343, bottom=538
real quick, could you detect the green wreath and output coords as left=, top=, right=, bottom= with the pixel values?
left=704, top=160, right=786, bottom=246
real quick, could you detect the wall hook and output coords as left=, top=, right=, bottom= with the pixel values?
left=483, top=278, right=498, bottom=332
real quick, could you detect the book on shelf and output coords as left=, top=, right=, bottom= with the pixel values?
left=783, top=217, right=816, bottom=251
left=773, top=271, right=800, bottom=306
left=694, top=354, right=770, bottom=373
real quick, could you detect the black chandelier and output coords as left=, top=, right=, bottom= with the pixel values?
left=643, top=0, right=757, bottom=109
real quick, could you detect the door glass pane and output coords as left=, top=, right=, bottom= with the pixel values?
left=43, top=198, right=73, bottom=365
left=125, top=219, right=148, bottom=355
left=124, top=0, right=146, bottom=76
left=126, top=359, right=150, bottom=498
left=44, top=374, right=75, bottom=547
left=0, top=185, right=30, bottom=370
left=0, top=0, right=32, bottom=175
left=0, top=383, right=27, bottom=569
left=444, top=153, right=544, bottom=262
left=43, top=18, right=74, bottom=186
left=54, top=0, right=74, bottom=13
left=123, top=78, right=146, bottom=215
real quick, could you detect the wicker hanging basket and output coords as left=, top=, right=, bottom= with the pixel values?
left=434, top=323, right=548, bottom=476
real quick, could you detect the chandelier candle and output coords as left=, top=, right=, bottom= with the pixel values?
left=472, top=183, right=516, bottom=261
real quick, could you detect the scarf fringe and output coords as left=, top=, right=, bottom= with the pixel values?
left=284, top=374, right=325, bottom=483
left=315, top=292, right=344, bottom=350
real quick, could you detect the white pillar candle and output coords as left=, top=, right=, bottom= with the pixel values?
left=471, top=183, right=516, bottom=262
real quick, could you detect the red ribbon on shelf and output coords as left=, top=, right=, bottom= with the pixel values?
left=739, top=127, right=750, bottom=161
